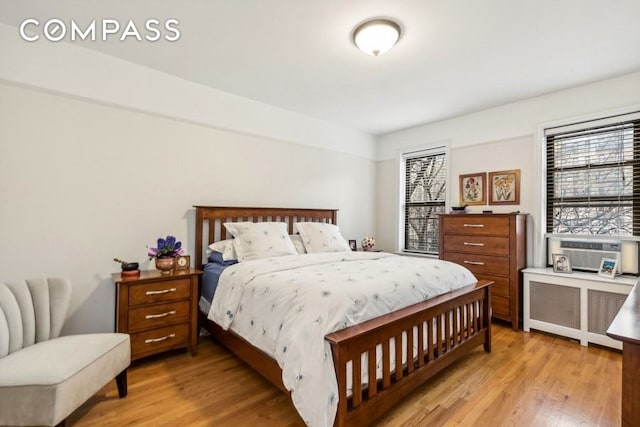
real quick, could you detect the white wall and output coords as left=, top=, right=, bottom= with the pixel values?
left=0, top=83, right=376, bottom=335
left=0, top=22, right=376, bottom=160
left=0, top=20, right=379, bottom=335
left=376, top=72, right=640, bottom=265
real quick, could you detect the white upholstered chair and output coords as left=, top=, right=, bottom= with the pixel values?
left=0, top=278, right=131, bottom=426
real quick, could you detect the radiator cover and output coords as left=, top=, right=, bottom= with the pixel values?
left=523, top=268, right=635, bottom=350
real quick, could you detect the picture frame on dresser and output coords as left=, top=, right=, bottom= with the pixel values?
left=459, top=172, right=487, bottom=205
left=598, top=258, right=618, bottom=279
left=348, top=240, right=357, bottom=251
left=488, top=169, right=520, bottom=205
left=552, top=253, right=572, bottom=273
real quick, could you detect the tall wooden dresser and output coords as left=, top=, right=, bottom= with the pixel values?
left=439, top=213, right=527, bottom=329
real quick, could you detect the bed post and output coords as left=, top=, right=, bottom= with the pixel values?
left=484, top=285, right=492, bottom=353
left=195, top=207, right=204, bottom=269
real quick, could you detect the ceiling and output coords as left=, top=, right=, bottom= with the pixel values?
left=2, top=0, right=640, bottom=135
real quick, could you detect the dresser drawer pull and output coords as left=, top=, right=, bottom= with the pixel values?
left=463, top=224, right=485, bottom=228
left=463, top=260, right=485, bottom=266
left=463, top=242, right=485, bottom=246
left=145, top=288, right=177, bottom=295
left=145, top=310, right=177, bottom=319
left=144, top=333, right=176, bottom=344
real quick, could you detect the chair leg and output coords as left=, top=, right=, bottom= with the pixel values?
left=116, top=369, right=128, bottom=398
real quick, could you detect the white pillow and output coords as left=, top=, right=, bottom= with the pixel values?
left=224, top=222, right=297, bottom=262
left=290, top=234, right=306, bottom=254
left=208, top=239, right=237, bottom=261
left=295, top=222, right=351, bottom=253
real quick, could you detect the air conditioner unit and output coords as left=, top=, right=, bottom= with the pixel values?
left=547, top=237, right=639, bottom=275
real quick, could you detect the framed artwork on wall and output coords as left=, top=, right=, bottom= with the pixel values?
left=459, top=172, right=486, bottom=205
left=489, top=169, right=520, bottom=205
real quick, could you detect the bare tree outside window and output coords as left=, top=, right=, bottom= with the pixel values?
left=546, top=119, right=639, bottom=237
left=404, top=152, right=446, bottom=254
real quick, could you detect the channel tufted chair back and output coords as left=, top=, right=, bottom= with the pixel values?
left=0, top=278, right=72, bottom=357
left=0, top=278, right=130, bottom=426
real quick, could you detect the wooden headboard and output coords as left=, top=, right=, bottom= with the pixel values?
left=193, top=206, right=338, bottom=268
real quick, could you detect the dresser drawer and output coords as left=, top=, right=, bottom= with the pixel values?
left=442, top=235, right=509, bottom=256
left=441, top=216, right=509, bottom=236
left=492, top=295, right=511, bottom=320
left=128, top=300, right=190, bottom=332
left=130, top=323, right=190, bottom=357
left=443, top=252, right=509, bottom=276
left=475, top=274, right=510, bottom=297
left=129, top=278, right=191, bottom=306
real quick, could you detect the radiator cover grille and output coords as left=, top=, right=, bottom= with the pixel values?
left=587, top=289, right=627, bottom=334
left=530, top=281, right=580, bottom=329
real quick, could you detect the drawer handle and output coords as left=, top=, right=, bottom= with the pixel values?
left=463, top=260, right=485, bottom=266
left=145, top=310, right=176, bottom=319
left=463, top=242, right=485, bottom=246
left=463, top=224, right=484, bottom=228
left=145, top=288, right=177, bottom=295
left=145, top=333, right=176, bottom=344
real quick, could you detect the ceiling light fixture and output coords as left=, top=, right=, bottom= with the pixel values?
left=352, top=18, right=401, bottom=56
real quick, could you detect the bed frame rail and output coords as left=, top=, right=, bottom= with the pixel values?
left=326, top=280, right=492, bottom=427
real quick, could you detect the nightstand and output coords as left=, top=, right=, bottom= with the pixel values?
left=113, top=268, right=202, bottom=361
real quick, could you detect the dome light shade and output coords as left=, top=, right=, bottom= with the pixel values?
left=353, top=19, right=401, bottom=56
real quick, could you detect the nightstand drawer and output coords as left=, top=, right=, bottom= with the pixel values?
left=129, top=279, right=191, bottom=306
left=441, top=216, right=509, bottom=236
left=443, top=252, right=509, bottom=276
left=443, top=235, right=509, bottom=256
left=114, top=269, right=202, bottom=361
left=128, top=300, right=190, bottom=332
left=130, top=323, right=190, bottom=357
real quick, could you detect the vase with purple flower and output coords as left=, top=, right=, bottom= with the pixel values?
left=148, top=235, right=184, bottom=274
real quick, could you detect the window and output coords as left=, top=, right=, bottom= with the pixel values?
left=402, top=148, right=447, bottom=254
left=546, top=113, right=640, bottom=237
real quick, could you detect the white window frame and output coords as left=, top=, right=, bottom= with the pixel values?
left=397, top=143, right=450, bottom=256
left=545, top=110, right=640, bottom=238
left=532, top=106, right=640, bottom=267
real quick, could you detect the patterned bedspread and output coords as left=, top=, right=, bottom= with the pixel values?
left=208, top=251, right=476, bottom=427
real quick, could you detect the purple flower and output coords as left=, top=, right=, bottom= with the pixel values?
left=148, top=235, right=184, bottom=259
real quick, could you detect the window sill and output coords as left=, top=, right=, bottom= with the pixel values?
left=395, top=251, right=439, bottom=259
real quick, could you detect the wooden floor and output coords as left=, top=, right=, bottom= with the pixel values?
left=68, top=323, right=622, bottom=426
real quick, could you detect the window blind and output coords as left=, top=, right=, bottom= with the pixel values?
left=546, top=115, right=640, bottom=236
left=403, top=151, right=447, bottom=254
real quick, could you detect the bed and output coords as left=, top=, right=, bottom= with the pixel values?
left=194, top=206, right=493, bottom=427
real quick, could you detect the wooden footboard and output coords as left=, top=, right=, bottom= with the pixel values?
left=325, top=279, right=492, bottom=427
left=203, top=279, right=492, bottom=427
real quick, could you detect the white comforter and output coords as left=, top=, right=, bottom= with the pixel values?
left=208, top=251, right=476, bottom=427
